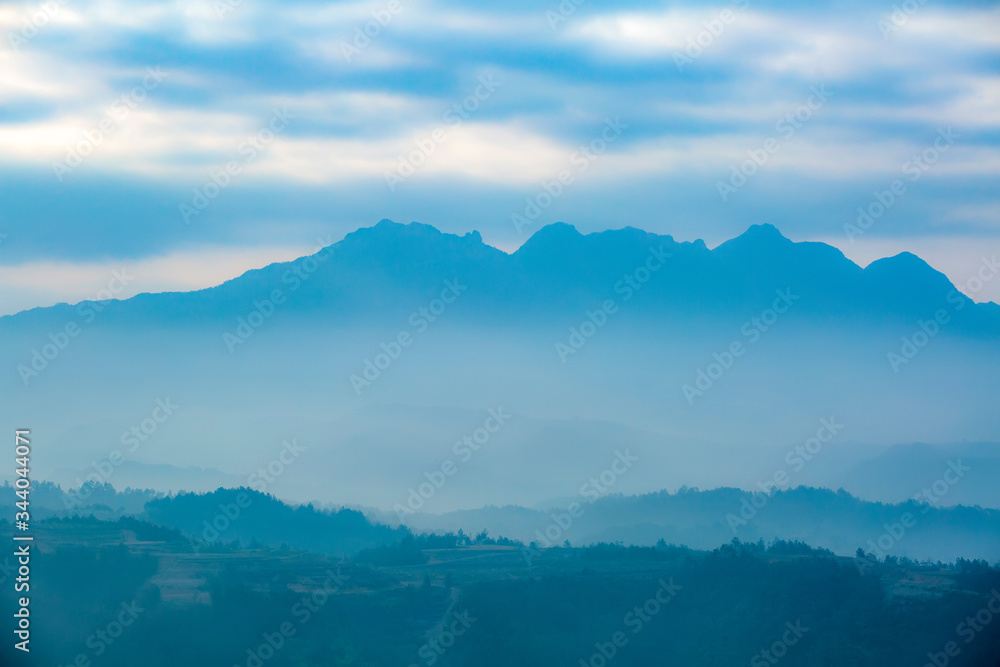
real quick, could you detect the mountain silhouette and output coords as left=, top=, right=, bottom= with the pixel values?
left=2, top=220, right=994, bottom=332
left=4, top=220, right=999, bottom=506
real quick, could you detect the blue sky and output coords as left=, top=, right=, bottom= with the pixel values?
left=1, top=0, right=998, bottom=313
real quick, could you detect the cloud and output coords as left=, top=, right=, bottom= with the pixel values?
left=0, top=0, right=998, bottom=311
left=0, top=242, right=318, bottom=316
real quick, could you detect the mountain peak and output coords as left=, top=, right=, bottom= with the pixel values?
left=861, top=251, right=966, bottom=312
left=863, top=251, right=943, bottom=281
left=739, top=223, right=789, bottom=243
left=367, top=218, right=441, bottom=237
left=869, top=251, right=926, bottom=268
left=513, top=222, right=583, bottom=257
left=337, top=219, right=492, bottom=252
left=531, top=221, right=582, bottom=241
left=712, top=223, right=792, bottom=258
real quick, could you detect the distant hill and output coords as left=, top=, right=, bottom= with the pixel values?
left=3, top=220, right=997, bottom=329
left=3, top=220, right=999, bottom=506
left=143, top=487, right=409, bottom=555
left=17, top=480, right=1000, bottom=562
left=401, top=485, right=1000, bottom=563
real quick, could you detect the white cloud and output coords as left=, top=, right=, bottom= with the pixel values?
left=0, top=243, right=319, bottom=316
left=567, top=5, right=1000, bottom=81
left=1, top=0, right=999, bottom=290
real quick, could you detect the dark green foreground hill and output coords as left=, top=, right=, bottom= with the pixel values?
left=1, top=516, right=999, bottom=667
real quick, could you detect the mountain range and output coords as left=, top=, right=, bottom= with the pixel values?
left=5, top=220, right=999, bottom=329
left=3, top=220, right=998, bottom=511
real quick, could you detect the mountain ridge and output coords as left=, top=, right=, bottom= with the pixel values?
left=2, top=219, right=996, bottom=336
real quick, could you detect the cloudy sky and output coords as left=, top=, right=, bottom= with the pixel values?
left=1, top=0, right=998, bottom=314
